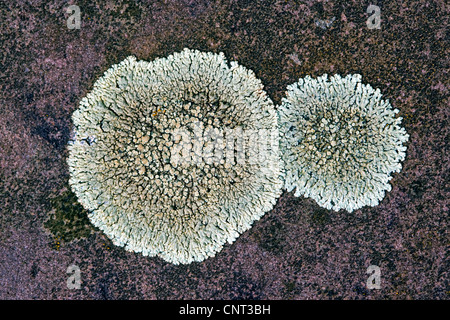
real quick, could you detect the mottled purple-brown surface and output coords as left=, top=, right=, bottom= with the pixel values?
left=0, top=0, right=448, bottom=300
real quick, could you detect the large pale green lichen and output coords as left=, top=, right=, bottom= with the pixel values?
left=278, top=74, right=409, bottom=212
left=68, top=49, right=283, bottom=264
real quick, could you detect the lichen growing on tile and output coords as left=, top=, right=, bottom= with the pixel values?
left=68, top=48, right=283, bottom=264
left=278, top=74, right=409, bottom=212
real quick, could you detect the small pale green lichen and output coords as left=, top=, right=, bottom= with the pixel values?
left=278, top=74, right=409, bottom=212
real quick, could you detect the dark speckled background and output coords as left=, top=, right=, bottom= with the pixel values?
left=0, top=0, right=448, bottom=299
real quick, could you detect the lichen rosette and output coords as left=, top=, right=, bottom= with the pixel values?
left=68, top=49, right=283, bottom=264
left=278, top=74, right=409, bottom=212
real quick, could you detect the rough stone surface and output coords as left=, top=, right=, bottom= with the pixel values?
left=0, top=0, right=448, bottom=299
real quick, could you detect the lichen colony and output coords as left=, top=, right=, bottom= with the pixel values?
left=278, top=74, right=409, bottom=212
left=68, top=49, right=283, bottom=264
left=68, top=48, right=409, bottom=264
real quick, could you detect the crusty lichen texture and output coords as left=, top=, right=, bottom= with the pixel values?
left=278, top=74, right=409, bottom=212
left=68, top=49, right=283, bottom=264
